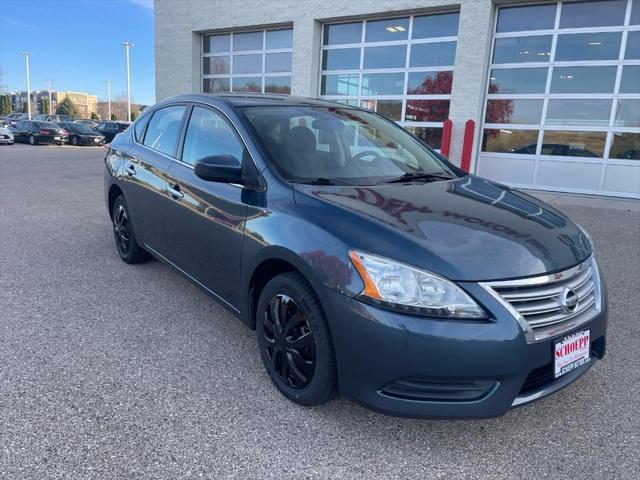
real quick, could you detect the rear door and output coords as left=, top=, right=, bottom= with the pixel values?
left=118, top=104, right=188, bottom=256
left=163, top=104, right=253, bottom=309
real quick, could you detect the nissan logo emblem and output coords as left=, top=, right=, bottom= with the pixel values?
left=560, top=287, right=579, bottom=314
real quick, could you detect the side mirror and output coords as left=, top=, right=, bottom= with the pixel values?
left=194, top=154, right=243, bottom=183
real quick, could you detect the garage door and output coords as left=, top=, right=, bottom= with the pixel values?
left=477, top=0, right=640, bottom=198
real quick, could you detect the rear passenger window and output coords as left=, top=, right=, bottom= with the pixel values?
left=143, top=105, right=186, bottom=156
left=133, top=114, right=150, bottom=142
left=181, top=106, right=245, bottom=166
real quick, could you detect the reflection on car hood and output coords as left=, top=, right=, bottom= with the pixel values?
left=293, top=175, right=592, bottom=281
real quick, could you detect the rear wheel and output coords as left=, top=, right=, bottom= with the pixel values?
left=256, top=272, right=337, bottom=406
left=112, top=195, right=150, bottom=264
left=28, top=135, right=36, bottom=145
left=71, top=136, right=78, bottom=146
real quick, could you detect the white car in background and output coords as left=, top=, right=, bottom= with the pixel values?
left=0, top=125, right=15, bottom=145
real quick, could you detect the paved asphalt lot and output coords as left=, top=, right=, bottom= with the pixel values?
left=1, top=143, right=639, bottom=479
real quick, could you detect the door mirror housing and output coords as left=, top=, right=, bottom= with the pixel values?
left=194, top=155, right=243, bottom=183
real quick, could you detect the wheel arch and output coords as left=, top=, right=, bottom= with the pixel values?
left=243, top=247, right=326, bottom=330
left=107, top=184, right=124, bottom=218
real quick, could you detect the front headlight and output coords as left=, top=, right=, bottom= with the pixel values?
left=577, top=224, right=595, bottom=252
left=348, top=250, right=487, bottom=319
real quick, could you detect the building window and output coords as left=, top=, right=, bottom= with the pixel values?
left=318, top=13, right=460, bottom=150
left=479, top=0, right=640, bottom=196
left=202, top=28, right=292, bottom=94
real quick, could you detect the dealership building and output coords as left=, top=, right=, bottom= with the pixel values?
left=155, top=0, right=640, bottom=198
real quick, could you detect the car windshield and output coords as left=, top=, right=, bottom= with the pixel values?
left=242, top=106, right=455, bottom=185
left=70, top=124, right=95, bottom=133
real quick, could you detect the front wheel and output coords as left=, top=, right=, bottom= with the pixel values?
left=256, top=272, right=337, bottom=406
left=28, top=135, right=36, bottom=145
left=112, top=195, right=150, bottom=264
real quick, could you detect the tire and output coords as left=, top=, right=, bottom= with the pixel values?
left=28, top=135, right=36, bottom=145
left=71, top=137, right=78, bottom=146
left=112, top=195, right=150, bottom=264
left=256, top=272, right=337, bottom=406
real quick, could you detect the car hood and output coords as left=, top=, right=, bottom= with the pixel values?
left=293, top=175, right=592, bottom=281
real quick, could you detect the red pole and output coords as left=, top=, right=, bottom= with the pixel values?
left=460, top=119, right=475, bottom=173
left=440, top=119, right=452, bottom=157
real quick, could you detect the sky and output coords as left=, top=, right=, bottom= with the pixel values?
left=0, top=0, right=155, bottom=105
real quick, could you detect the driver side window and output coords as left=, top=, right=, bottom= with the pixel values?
left=181, top=106, right=245, bottom=166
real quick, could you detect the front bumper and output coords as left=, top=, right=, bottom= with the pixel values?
left=36, top=134, right=68, bottom=144
left=80, top=136, right=105, bottom=145
left=318, top=280, right=608, bottom=419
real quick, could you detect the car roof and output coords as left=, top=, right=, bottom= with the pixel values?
left=160, top=93, right=351, bottom=109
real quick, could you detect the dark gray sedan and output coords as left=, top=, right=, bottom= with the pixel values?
left=103, top=94, right=608, bottom=418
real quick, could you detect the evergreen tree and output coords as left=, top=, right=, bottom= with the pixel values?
left=38, top=98, right=51, bottom=114
left=0, top=95, right=11, bottom=115
left=56, top=97, right=80, bottom=117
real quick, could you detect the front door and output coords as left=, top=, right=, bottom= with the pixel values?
left=164, top=105, right=251, bottom=310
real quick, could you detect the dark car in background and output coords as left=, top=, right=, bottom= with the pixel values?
left=96, top=121, right=130, bottom=142
left=13, top=120, right=68, bottom=145
left=104, top=94, right=608, bottom=418
left=58, top=122, right=105, bottom=146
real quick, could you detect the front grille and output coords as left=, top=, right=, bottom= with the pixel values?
left=519, top=362, right=554, bottom=394
left=481, top=256, right=601, bottom=342
left=517, top=335, right=606, bottom=397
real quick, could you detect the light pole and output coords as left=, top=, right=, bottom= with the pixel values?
left=47, top=79, right=53, bottom=115
left=21, top=52, right=32, bottom=119
left=106, top=80, right=112, bottom=120
left=121, top=42, right=134, bottom=122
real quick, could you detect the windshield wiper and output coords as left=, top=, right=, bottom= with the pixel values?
left=384, top=171, right=456, bottom=184
left=306, top=177, right=337, bottom=185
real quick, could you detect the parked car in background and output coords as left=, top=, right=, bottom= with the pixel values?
left=12, top=120, right=68, bottom=145
left=616, top=149, right=640, bottom=160
left=33, top=114, right=72, bottom=123
left=74, top=119, right=100, bottom=129
left=514, top=143, right=597, bottom=157
left=0, top=125, right=14, bottom=145
left=58, top=122, right=105, bottom=146
left=96, top=121, right=131, bottom=143
left=6, top=113, right=29, bottom=126
left=104, top=94, right=608, bottom=418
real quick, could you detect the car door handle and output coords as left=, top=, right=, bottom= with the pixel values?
left=168, top=184, right=184, bottom=199
left=125, top=164, right=136, bottom=176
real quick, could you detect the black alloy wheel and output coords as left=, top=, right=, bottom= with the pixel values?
left=113, top=202, right=131, bottom=256
left=111, top=195, right=149, bottom=264
left=263, top=294, right=316, bottom=389
left=257, top=272, right=337, bottom=406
